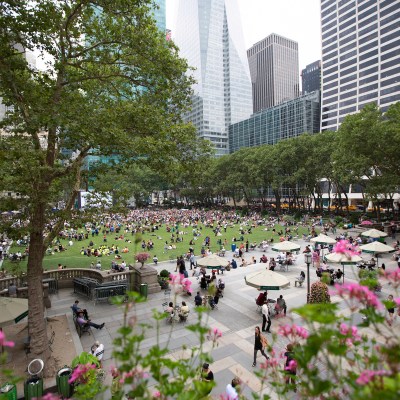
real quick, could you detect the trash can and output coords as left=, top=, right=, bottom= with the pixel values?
left=140, top=283, right=148, bottom=299
left=56, top=366, right=74, bottom=398
left=231, top=244, right=236, bottom=253
left=1, top=383, right=17, bottom=400
left=24, top=377, right=43, bottom=400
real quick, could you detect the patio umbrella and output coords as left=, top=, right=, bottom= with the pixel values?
left=325, top=252, right=363, bottom=283
left=310, top=234, right=337, bottom=245
left=244, top=268, right=290, bottom=291
left=359, top=242, right=395, bottom=266
left=196, top=254, right=230, bottom=270
left=0, top=297, right=28, bottom=328
left=361, top=229, right=388, bottom=239
left=361, top=220, right=374, bottom=226
left=271, top=241, right=300, bottom=253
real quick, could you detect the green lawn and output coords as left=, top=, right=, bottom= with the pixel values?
left=3, top=222, right=313, bottom=273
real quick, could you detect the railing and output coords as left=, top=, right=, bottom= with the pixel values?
left=0, top=268, right=137, bottom=292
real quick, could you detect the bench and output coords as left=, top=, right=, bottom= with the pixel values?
left=71, top=308, right=92, bottom=337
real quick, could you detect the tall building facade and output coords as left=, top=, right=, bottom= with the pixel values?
left=173, top=0, right=253, bottom=156
left=302, top=60, right=321, bottom=94
left=247, top=34, right=300, bottom=113
left=229, top=91, right=320, bottom=153
left=153, top=0, right=166, bottom=32
left=321, top=0, right=400, bottom=131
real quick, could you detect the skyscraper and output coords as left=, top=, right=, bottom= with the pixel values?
left=321, top=0, right=400, bottom=131
left=247, top=33, right=300, bottom=113
left=173, top=0, right=253, bottom=156
left=153, top=0, right=166, bottom=32
left=302, top=60, right=321, bottom=94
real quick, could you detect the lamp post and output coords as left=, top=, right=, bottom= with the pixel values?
left=304, top=252, right=312, bottom=303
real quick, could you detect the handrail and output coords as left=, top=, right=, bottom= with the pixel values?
left=0, top=268, right=137, bottom=291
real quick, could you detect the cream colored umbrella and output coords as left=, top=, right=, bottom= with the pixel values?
left=196, top=254, right=230, bottom=270
left=359, top=241, right=395, bottom=254
left=0, top=297, right=28, bottom=328
left=244, top=267, right=290, bottom=291
left=361, top=229, right=388, bottom=239
left=325, top=252, right=363, bottom=283
left=360, top=241, right=395, bottom=266
left=271, top=241, right=300, bottom=252
left=310, top=234, right=337, bottom=245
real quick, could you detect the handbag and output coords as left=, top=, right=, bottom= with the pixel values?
left=261, top=334, right=268, bottom=349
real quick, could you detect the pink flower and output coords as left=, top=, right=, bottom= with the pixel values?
left=278, top=324, right=309, bottom=339
left=207, top=327, right=223, bottom=343
left=136, top=252, right=150, bottom=263
left=42, top=394, right=61, bottom=400
left=394, top=297, right=400, bottom=307
left=260, top=356, right=280, bottom=369
left=333, top=240, right=360, bottom=257
left=0, top=331, right=15, bottom=348
left=285, top=359, right=297, bottom=373
left=356, top=370, right=390, bottom=385
left=68, top=363, right=96, bottom=384
left=152, top=390, right=161, bottom=398
left=334, top=283, right=382, bottom=309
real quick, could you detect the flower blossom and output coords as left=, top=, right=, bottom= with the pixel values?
left=0, top=331, right=15, bottom=348
left=42, top=394, right=61, bottom=400
left=384, top=269, right=400, bottom=287
left=356, top=369, right=390, bottom=385
left=278, top=324, right=309, bottom=340
left=333, top=240, right=360, bottom=257
left=339, top=323, right=361, bottom=346
left=68, top=363, right=96, bottom=384
left=285, top=359, right=297, bottom=373
left=207, top=327, right=223, bottom=343
left=119, top=367, right=149, bottom=384
left=334, top=283, right=382, bottom=309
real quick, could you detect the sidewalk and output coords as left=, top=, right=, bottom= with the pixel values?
left=46, top=235, right=399, bottom=399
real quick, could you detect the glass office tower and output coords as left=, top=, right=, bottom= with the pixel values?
left=153, top=0, right=166, bottom=32
left=174, top=0, right=253, bottom=156
left=229, top=91, right=321, bottom=153
left=321, top=0, right=400, bottom=131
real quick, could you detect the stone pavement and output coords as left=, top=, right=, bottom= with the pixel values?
left=46, top=236, right=399, bottom=399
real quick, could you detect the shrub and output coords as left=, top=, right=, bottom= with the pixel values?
left=309, top=281, right=331, bottom=304
left=159, top=269, right=170, bottom=278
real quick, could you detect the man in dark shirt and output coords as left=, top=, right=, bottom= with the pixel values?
left=72, top=300, right=89, bottom=319
left=195, top=292, right=203, bottom=306
left=230, top=259, right=237, bottom=269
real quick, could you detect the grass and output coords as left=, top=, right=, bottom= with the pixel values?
left=3, top=222, right=313, bottom=273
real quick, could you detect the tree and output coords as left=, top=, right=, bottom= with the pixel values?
left=0, top=0, right=205, bottom=374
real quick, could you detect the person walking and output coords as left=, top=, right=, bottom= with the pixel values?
left=261, top=301, right=271, bottom=332
left=386, top=294, right=395, bottom=326
left=225, top=377, right=241, bottom=399
left=253, top=326, right=269, bottom=367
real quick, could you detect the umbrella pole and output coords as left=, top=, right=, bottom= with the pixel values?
left=342, top=264, right=345, bottom=284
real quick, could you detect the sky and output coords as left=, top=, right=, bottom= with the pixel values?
left=166, top=0, right=322, bottom=71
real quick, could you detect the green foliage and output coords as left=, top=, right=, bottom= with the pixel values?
left=159, top=269, right=170, bottom=278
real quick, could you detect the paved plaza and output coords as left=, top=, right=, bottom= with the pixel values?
left=46, top=234, right=398, bottom=399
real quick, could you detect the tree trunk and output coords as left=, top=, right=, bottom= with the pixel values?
left=27, top=203, right=55, bottom=377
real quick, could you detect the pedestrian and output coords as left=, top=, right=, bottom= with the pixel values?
left=190, top=252, right=196, bottom=270
left=225, top=377, right=241, bottom=400
left=8, top=282, right=17, bottom=298
left=261, top=301, right=271, bottom=332
left=284, top=343, right=297, bottom=391
left=201, top=363, right=214, bottom=394
left=386, top=294, right=395, bottom=326
left=253, top=326, right=269, bottom=367
left=153, top=255, right=158, bottom=265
